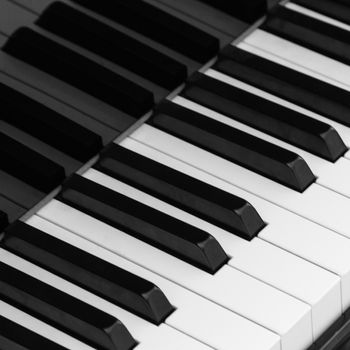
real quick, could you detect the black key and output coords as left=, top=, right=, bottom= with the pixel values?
left=58, top=174, right=228, bottom=273
left=151, top=101, right=315, bottom=192
left=0, top=262, right=137, bottom=350
left=294, top=0, right=350, bottom=26
left=198, top=0, right=267, bottom=22
left=0, top=210, right=8, bottom=232
left=95, top=144, right=265, bottom=240
left=0, top=132, right=65, bottom=192
left=0, top=82, right=102, bottom=162
left=71, top=0, right=220, bottom=63
left=3, top=221, right=174, bottom=325
left=36, top=2, right=187, bottom=90
left=0, top=315, right=68, bottom=350
left=216, top=45, right=350, bottom=132
left=262, top=5, right=350, bottom=66
left=185, top=70, right=347, bottom=162
left=3, top=28, right=154, bottom=117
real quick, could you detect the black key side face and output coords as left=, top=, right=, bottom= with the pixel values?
left=152, top=101, right=315, bottom=192
left=217, top=45, right=350, bottom=132
left=0, top=261, right=137, bottom=350
left=0, top=210, right=9, bottom=232
left=189, top=68, right=347, bottom=161
left=57, top=175, right=228, bottom=273
left=96, top=144, right=265, bottom=240
left=71, top=0, right=220, bottom=62
left=0, top=315, right=68, bottom=350
left=0, top=82, right=103, bottom=162
left=0, top=132, right=65, bottom=192
left=3, top=28, right=154, bottom=117
left=3, top=221, right=174, bottom=326
left=37, top=2, right=187, bottom=90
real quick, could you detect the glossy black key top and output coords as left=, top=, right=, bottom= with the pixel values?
left=184, top=70, right=347, bottom=161
left=0, top=262, right=137, bottom=350
left=198, top=0, right=267, bottom=22
left=3, top=28, right=154, bottom=117
left=95, top=144, right=265, bottom=240
left=0, top=132, right=65, bottom=192
left=216, top=45, right=350, bottom=131
left=0, top=82, right=102, bottom=162
left=0, top=210, right=8, bottom=232
left=58, top=175, right=228, bottom=273
left=0, top=315, right=67, bottom=350
left=263, top=5, right=350, bottom=66
left=36, top=2, right=187, bottom=90
left=3, top=221, right=174, bottom=325
left=71, top=0, right=220, bottom=63
left=151, top=101, right=315, bottom=192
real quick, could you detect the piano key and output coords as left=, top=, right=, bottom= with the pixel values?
left=262, top=5, right=350, bottom=66
left=36, top=2, right=187, bottom=90
left=0, top=132, right=65, bottom=193
left=0, top=261, right=137, bottom=350
left=216, top=45, right=350, bottom=132
left=82, top=166, right=341, bottom=339
left=27, top=215, right=281, bottom=350
left=37, top=199, right=313, bottom=350
left=0, top=81, right=103, bottom=162
left=95, top=144, right=265, bottom=240
left=182, top=71, right=346, bottom=162
left=1, top=249, right=212, bottom=350
left=71, top=0, right=220, bottom=63
left=0, top=314, right=73, bottom=350
left=2, top=220, right=174, bottom=325
left=0, top=210, right=8, bottom=232
left=0, top=195, right=25, bottom=224
left=58, top=174, right=228, bottom=273
left=2, top=27, right=154, bottom=117
left=151, top=100, right=315, bottom=192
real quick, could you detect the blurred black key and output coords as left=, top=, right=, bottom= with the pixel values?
left=184, top=70, right=347, bottom=161
left=71, top=0, right=220, bottom=63
left=3, top=28, right=154, bottom=117
left=216, top=45, right=350, bottom=132
left=58, top=175, right=228, bottom=273
left=198, top=0, right=267, bottom=22
left=151, top=101, right=315, bottom=192
left=263, top=5, right=350, bottom=66
left=294, top=0, right=350, bottom=26
left=3, top=221, right=174, bottom=325
left=36, top=2, right=187, bottom=90
left=0, top=82, right=102, bottom=162
left=0, top=210, right=8, bottom=232
left=96, top=144, right=265, bottom=240
left=0, top=315, right=67, bottom=350
left=0, top=262, right=137, bottom=350
left=0, top=132, right=65, bottom=192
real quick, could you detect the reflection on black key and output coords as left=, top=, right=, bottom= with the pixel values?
left=184, top=70, right=347, bottom=162
left=0, top=82, right=102, bottom=162
left=96, top=144, right=265, bottom=240
left=0, top=262, right=137, bottom=350
left=3, top=221, right=174, bottom=325
left=0, top=132, right=65, bottom=192
left=58, top=175, right=228, bottom=273
left=216, top=45, right=350, bottom=133
left=3, top=28, right=154, bottom=117
left=151, top=101, right=315, bottom=192
left=71, top=0, right=220, bottom=63
left=0, top=315, right=67, bottom=350
left=263, top=6, right=350, bottom=66
left=198, top=0, right=267, bottom=22
left=0, top=210, right=8, bottom=232
left=37, top=2, right=187, bottom=90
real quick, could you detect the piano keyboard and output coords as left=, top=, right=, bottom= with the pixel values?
left=1, top=0, right=350, bottom=349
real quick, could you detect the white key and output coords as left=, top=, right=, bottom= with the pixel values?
left=83, top=168, right=341, bottom=339
left=0, top=300, right=95, bottom=350
left=0, top=248, right=212, bottom=350
left=37, top=200, right=312, bottom=350
left=26, top=215, right=281, bottom=350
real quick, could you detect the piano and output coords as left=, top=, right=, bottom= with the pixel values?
left=1, top=0, right=350, bottom=349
